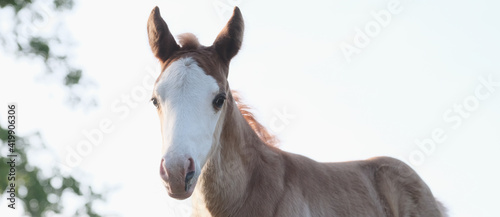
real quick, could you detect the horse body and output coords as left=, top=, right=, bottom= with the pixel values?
left=191, top=95, right=444, bottom=217
left=146, top=6, right=447, bottom=217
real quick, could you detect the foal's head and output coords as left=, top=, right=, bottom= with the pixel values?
left=147, top=6, right=243, bottom=199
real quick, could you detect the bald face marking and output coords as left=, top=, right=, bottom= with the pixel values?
left=152, top=57, right=226, bottom=196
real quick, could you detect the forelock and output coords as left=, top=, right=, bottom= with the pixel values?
left=177, top=33, right=201, bottom=50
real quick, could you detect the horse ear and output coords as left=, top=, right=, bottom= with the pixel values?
left=213, top=7, right=244, bottom=63
left=147, top=6, right=180, bottom=62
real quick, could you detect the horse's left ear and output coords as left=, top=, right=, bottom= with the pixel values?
left=213, top=7, right=244, bottom=64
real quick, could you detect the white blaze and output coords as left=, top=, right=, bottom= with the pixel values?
left=154, top=57, right=221, bottom=175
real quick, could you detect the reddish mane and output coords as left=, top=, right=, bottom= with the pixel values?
left=232, top=91, right=279, bottom=147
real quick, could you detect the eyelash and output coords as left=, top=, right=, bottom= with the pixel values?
left=212, top=93, right=226, bottom=110
left=151, top=98, right=159, bottom=108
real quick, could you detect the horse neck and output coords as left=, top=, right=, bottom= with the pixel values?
left=196, top=92, right=277, bottom=215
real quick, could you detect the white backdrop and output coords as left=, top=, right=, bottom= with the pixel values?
left=1, top=0, right=499, bottom=216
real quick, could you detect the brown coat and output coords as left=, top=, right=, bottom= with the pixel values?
left=147, top=6, right=447, bottom=217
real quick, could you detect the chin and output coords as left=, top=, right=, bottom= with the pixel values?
left=165, top=181, right=197, bottom=200
left=167, top=191, right=193, bottom=200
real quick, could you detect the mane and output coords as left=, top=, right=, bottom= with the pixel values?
left=232, top=91, right=279, bottom=147
left=177, top=33, right=200, bottom=50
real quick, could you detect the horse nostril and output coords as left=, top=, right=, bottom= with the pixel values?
left=160, top=159, right=167, bottom=176
left=185, top=158, right=195, bottom=192
left=187, top=158, right=195, bottom=172
left=185, top=171, right=195, bottom=192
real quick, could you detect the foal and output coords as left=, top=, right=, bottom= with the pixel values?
left=147, top=6, right=447, bottom=217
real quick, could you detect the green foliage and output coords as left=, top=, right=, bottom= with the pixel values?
left=53, top=0, right=74, bottom=10
left=0, top=0, right=33, bottom=12
left=0, top=126, right=105, bottom=216
left=28, top=37, right=50, bottom=61
left=0, top=0, right=91, bottom=106
left=0, top=0, right=105, bottom=216
left=65, top=69, right=82, bottom=86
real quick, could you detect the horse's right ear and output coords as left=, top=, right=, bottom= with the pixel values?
left=213, top=7, right=244, bottom=64
left=147, top=6, right=179, bottom=62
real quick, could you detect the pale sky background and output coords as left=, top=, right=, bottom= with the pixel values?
left=1, top=0, right=500, bottom=216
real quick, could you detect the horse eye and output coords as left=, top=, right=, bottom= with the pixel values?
left=151, top=98, right=159, bottom=108
left=212, top=93, right=226, bottom=109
